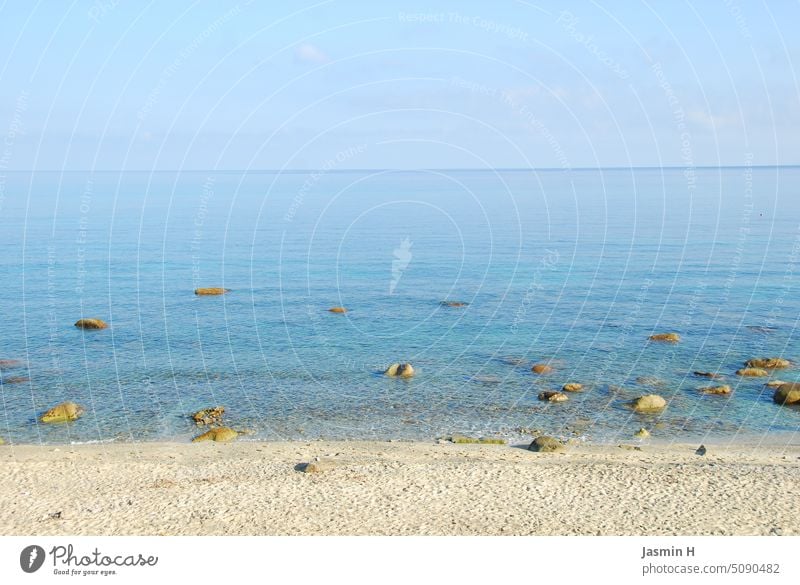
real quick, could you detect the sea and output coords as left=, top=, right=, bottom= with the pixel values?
left=0, top=166, right=798, bottom=444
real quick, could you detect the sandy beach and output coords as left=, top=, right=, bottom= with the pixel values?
left=1, top=439, right=798, bottom=536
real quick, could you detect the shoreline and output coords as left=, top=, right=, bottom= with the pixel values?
left=2, top=439, right=799, bottom=536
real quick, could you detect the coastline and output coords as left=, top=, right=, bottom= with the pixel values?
left=1, top=439, right=798, bottom=536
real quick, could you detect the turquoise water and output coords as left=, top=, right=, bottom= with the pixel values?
left=0, top=167, right=799, bottom=444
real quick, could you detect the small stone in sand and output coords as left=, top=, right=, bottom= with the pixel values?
left=528, top=436, right=564, bottom=453
left=696, top=445, right=707, bottom=456
left=300, top=458, right=339, bottom=473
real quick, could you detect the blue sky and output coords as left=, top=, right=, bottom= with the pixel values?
left=0, top=0, right=797, bottom=170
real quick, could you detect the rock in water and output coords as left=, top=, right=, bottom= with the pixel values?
left=699, top=385, right=732, bottom=395
left=562, top=383, right=583, bottom=392
left=538, top=391, right=568, bottom=403
left=328, top=306, right=348, bottom=313
left=74, top=318, right=108, bottom=330
left=766, top=380, right=787, bottom=388
left=736, top=368, right=769, bottom=377
left=440, top=300, right=468, bottom=307
left=40, top=401, right=84, bottom=423
left=648, top=333, right=680, bottom=343
left=630, top=394, right=667, bottom=413
left=528, top=436, right=564, bottom=453
left=773, top=383, right=800, bottom=406
left=0, top=359, right=24, bottom=369
left=531, top=364, right=553, bottom=375
left=192, top=406, right=225, bottom=426
left=745, top=357, right=791, bottom=369
left=194, top=288, right=230, bottom=295
left=634, top=428, right=650, bottom=438
left=384, top=363, right=415, bottom=378
left=1, top=376, right=29, bottom=384
left=192, top=427, right=238, bottom=442
left=693, top=371, right=723, bottom=379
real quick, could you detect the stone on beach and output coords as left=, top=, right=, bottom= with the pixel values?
left=736, top=368, right=769, bottom=377
left=74, top=318, right=108, bottom=330
left=192, top=406, right=225, bottom=426
left=538, top=391, right=568, bottom=403
left=384, top=363, right=415, bottom=378
left=528, top=436, right=564, bottom=453
left=328, top=306, right=348, bottom=313
left=562, top=383, right=583, bottom=392
left=773, top=383, right=800, bottom=406
left=745, top=357, right=791, bottom=369
left=40, top=401, right=84, bottom=423
left=192, top=427, right=238, bottom=442
left=300, top=458, right=340, bottom=473
left=699, top=385, right=732, bottom=395
left=194, top=288, right=230, bottom=295
left=648, top=333, right=680, bottom=343
left=630, top=394, right=667, bottom=413
left=531, top=364, right=553, bottom=375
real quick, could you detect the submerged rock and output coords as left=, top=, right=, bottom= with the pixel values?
left=531, top=363, right=553, bottom=375
left=327, top=306, right=348, bottom=314
left=499, top=356, right=528, bottom=366
left=630, top=394, right=667, bottom=413
left=745, top=357, right=791, bottom=369
left=773, top=383, right=800, bottom=406
left=648, top=332, right=680, bottom=343
left=192, top=427, right=238, bottom=442
left=469, top=375, right=502, bottom=384
left=538, top=391, right=568, bottom=403
left=194, top=287, right=230, bottom=295
left=736, top=368, right=769, bottom=377
left=766, top=380, right=787, bottom=388
left=699, top=384, right=732, bottom=395
left=384, top=363, right=415, bottom=378
left=634, top=428, right=650, bottom=438
left=40, top=401, right=84, bottom=423
left=440, top=300, right=468, bottom=308
left=192, top=406, right=225, bottom=426
left=1, top=376, right=29, bottom=384
left=562, top=383, right=583, bottom=392
left=636, top=376, right=665, bottom=387
left=0, top=359, right=24, bottom=369
left=693, top=371, right=723, bottom=379
left=74, top=318, right=108, bottom=330
left=528, top=436, right=564, bottom=453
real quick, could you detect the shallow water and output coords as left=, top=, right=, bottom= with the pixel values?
left=0, top=167, right=799, bottom=444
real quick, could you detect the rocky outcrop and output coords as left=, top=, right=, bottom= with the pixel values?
left=736, top=368, right=769, bottom=377
left=630, top=394, right=667, bottom=413
left=699, top=385, right=732, bottom=395
left=648, top=333, right=680, bottom=343
left=191, top=427, right=238, bottom=442
left=74, top=318, right=108, bottom=330
left=192, top=406, right=225, bottom=426
left=384, top=363, right=415, bottom=378
left=531, top=364, right=553, bottom=375
left=745, top=357, right=791, bottom=369
left=773, top=383, right=800, bottom=406
left=194, top=288, right=230, bottom=295
left=527, top=436, right=564, bottom=453
left=40, top=401, right=84, bottom=423
left=538, top=391, right=568, bottom=403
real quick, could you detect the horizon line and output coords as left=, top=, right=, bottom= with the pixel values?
left=3, top=164, right=799, bottom=173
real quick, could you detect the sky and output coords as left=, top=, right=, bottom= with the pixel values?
left=0, top=0, right=797, bottom=170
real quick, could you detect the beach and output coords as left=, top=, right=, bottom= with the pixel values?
left=1, top=440, right=798, bottom=536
